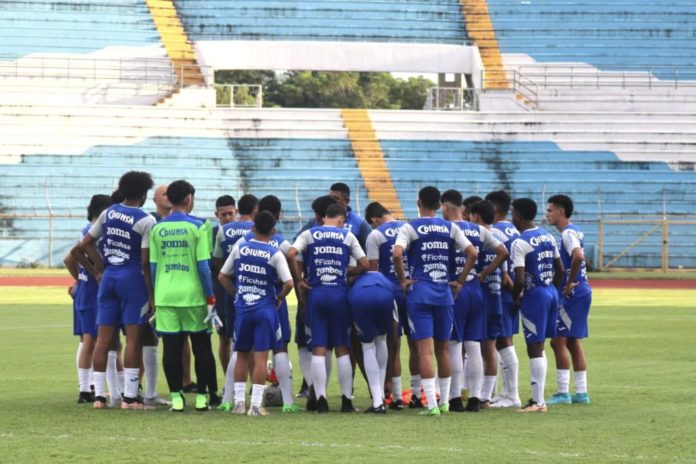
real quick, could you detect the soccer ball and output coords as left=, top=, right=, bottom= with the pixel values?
left=263, top=385, right=283, bottom=407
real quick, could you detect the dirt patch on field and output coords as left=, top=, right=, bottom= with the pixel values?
left=591, top=279, right=695, bottom=289
left=0, top=276, right=73, bottom=286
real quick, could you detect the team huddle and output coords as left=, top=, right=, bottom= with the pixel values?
left=67, top=171, right=592, bottom=416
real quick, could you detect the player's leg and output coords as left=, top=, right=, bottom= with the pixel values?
left=232, top=310, right=253, bottom=414
left=273, top=301, right=299, bottom=412
left=463, top=287, right=485, bottom=411
left=77, top=308, right=97, bottom=403
left=481, top=338, right=498, bottom=405
left=331, top=293, right=355, bottom=413
left=432, top=303, right=453, bottom=413
left=142, top=326, right=168, bottom=407
left=220, top=296, right=238, bottom=408
left=161, top=332, right=185, bottom=411
left=566, top=292, right=591, bottom=404
left=386, top=319, right=403, bottom=409
left=548, top=335, right=572, bottom=404
left=92, top=325, right=117, bottom=409
left=183, top=304, right=218, bottom=410
left=182, top=335, right=196, bottom=393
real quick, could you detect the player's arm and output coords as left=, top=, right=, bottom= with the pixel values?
left=272, top=251, right=295, bottom=307
left=71, top=234, right=102, bottom=281
left=562, top=230, right=584, bottom=296
left=347, top=233, right=368, bottom=277
left=63, top=250, right=79, bottom=281
left=553, top=257, right=565, bottom=289
left=393, top=224, right=414, bottom=293
left=512, top=266, right=525, bottom=303
left=217, top=245, right=238, bottom=296
left=476, top=227, right=508, bottom=281
left=365, top=229, right=382, bottom=272
left=142, top=249, right=154, bottom=312
left=211, top=227, right=225, bottom=276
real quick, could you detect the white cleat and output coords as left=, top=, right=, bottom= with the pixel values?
left=144, top=395, right=172, bottom=407
left=490, top=396, right=522, bottom=409
left=232, top=402, right=246, bottom=415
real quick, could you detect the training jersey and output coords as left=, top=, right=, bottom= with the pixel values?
left=479, top=227, right=507, bottom=297
left=395, top=217, right=472, bottom=305
left=149, top=212, right=211, bottom=307
left=189, top=215, right=214, bottom=258
left=559, top=223, right=592, bottom=297
left=365, top=220, right=407, bottom=286
left=493, top=221, right=520, bottom=304
left=291, top=226, right=365, bottom=289
left=221, top=239, right=292, bottom=312
left=297, top=207, right=372, bottom=249
left=511, top=226, right=560, bottom=290
left=213, top=220, right=254, bottom=261
left=89, top=203, right=155, bottom=269
left=74, top=223, right=101, bottom=311
left=451, top=221, right=501, bottom=280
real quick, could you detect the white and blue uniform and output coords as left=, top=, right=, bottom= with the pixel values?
left=365, top=220, right=408, bottom=335
left=297, top=207, right=372, bottom=249
left=481, top=228, right=506, bottom=340
left=493, top=221, right=521, bottom=336
left=89, top=204, right=155, bottom=326
left=395, top=218, right=472, bottom=341
left=214, top=220, right=254, bottom=337
left=348, top=272, right=396, bottom=343
left=74, top=223, right=102, bottom=337
left=557, top=224, right=592, bottom=338
left=291, top=226, right=365, bottom=349
left=221, top=239, right=291, bottom=351
left=510, top=227, right=561, bottom=344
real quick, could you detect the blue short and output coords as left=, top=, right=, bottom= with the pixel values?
left=234, top=306, right=280, bottom=352
left=557, top=291, right=591, bottom=339
left=500, top=301, right=520, bottom=338
left=451, top=281, right=485, bottom=342
left=520, top=286, right=559, bottom=344
left=73, top=305, right=82, bottom=336
left=349, top=284, right=394, bottom=343
left=224, top=293, right=236, bottom=338
left=306, top=286, right=351, bottom=349
left=394, top=288, right=409, bottom=337
left=97, top=267, right=149, bottom=327
left=78, top=308, right=98, bottom=337
left=278, top=299, right=291, bottom=345
left=406, top=285, right=454, bottom=342
left=482, top=288, right=503, bottom=340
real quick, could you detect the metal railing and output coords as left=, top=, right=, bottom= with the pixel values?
left=214, top=84, right=263, bottom=108
left=483, top=69, right=540, bottom=109
left=424, top=87, right=478, bottom=111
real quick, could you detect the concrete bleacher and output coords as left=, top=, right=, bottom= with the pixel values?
left=174, top=0, right=467, bottom=44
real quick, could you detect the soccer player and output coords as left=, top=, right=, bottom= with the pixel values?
left=485, top=190, right=522, bottom=408
left=218, top=211, right=294, bottom=416
left=441, top=191, right=507, bottom=412
left=150, top=184, right=172, bottom=222
left=72, top=171, right=156, bottom=410
left=393, top=186, right=478, bottom=416
left=510, top=198, right=564, bottom=413
left=288, top=204, right=369, bottom=413
left=364, top=201, right=409, bottom=410
left=212, top=195, right=236, bottom=374
left=546, top=194, right=592, bottom=405
left=149, top=180, right=220, bottom=412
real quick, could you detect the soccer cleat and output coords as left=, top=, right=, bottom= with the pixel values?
left=195, top=394, right=210, bottom=411
left=232, top=402, right=246, bottom=415
left=547, top=392, right=572, bottom=405
left=448, top=397, right=466, bottom=412
left=490, top=396, right=520, bottom=409
left=517, top=399, right=548, bottom=413
left=480, top=400, right=490, bottom=410
left=296, top=379, right=309, bottom=398
left=78, top=391, right=95, bottom=404
left=121, top=399, right=146, bottom=410
left=316, top=396, right=329, bottom=414
left=364, top=404, right=387, bottom=414
left=282, top=403, right=303, bottom=413
left=419, top=406, right=441, bottom=417
left=182, top=382, right=198, bottom=394
left=209, top=393, right=223, bottom=408
left=144, top=395, right=172, bottom=407
left=247, top=405, right=270, bottom=417
left=170, top=392, right=185, bottom=412
left=93, top=396, right=108, bottom=409
left=572, top=392, right=591, bottom=404
left=306, top=385, right=317, bottom=411
left=218, top=402, right=232, bottom=412
left=439, top=403, right=449, bottom=414
left=341, top=395, right=357, bottom=413
left=389, top=399, right=404, bottom=411
left=491, top=395, right=505, bottom=405
left=408, top=394, right=423, bottom=409
left=465, top=397, right=481, bottom=412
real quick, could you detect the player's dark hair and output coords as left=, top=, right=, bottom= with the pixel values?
left=237, top=194, right=259, bottom=216
left=547, top=194, right=574, bottom=218
left=512, top=198, right=537, bottom=221
left=259, top=195, right=282, bottom=220
left=418, top=186, right=441, bottom=210
left=470, top=201, right=495, bottom=225
left=166, top=180, right=195, bottom=206
left=441, top=189, right=463, bottom=208
left=254, top=210, right=276, bottom=235
left=110, top=189, right=124, bottom=204
left=364, top=202, right=390, bottom=223
left=330, top=182, right=351, bottom=198
left=87, top=194, right=111, bottom=222
left=215, top=195, right=235, bottom=209
left=312, top=195, right=337, bottom=216
left=118, top=171, right=154, bottom=201
left=463, top=195, right=483, bottom=209
left=325, top=204, right=347, bottom=219
left=485, top=190, right=511, bottom=215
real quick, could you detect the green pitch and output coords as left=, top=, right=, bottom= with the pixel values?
left=0, top=287, right=695, bottom=463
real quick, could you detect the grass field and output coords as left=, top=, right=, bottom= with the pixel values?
left=1, top=286, right=695, bottom=463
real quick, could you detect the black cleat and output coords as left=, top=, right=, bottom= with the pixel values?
left=408, top=395, right=423, bottom=409
left=389, top=399, right=404, bottom=410
left=296, top=379, right=309, bottom=398
left=209, top=393, right=222, bottom=408
left=365, top=404, right=387, bottom=414
left=316, top=396, right=329, bottom=414
left=306, top=385, right=317, bottom=411
left=182, top=382, right=198, bottom=393
left=341, top=395, right=357, bottom=413
left=465, top=397, right=481, bottom=412
left=78, top=391, right=95, bottom=404
left=449, top=397, right=466, bottom=412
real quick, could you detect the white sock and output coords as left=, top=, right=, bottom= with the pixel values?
left=298, top=347, right=313, bottom=386
left=437, top=377, right=451, bottom=407
left=222, top=351, right=238, bottom=403
left=234, top=381, right=246, bottom=406
left=410, top=374, right=422, bottom=395
left=391, top=376, right=402, bottom=402
left=78, top=368, right=91, bottom=393
left=462, top=353, right=469, bottom=389
left=375, top=335, right=388, bottom=388
left=123, top=367, right=140, bottom=399
left=106, top=351, right=120, bottom=403
left=274, top=352, right=293, bottom=405
left=422, top=377, right=437, bottom=409
left=143, top=346, right=158, bottom=399
left=464, top=341, right=483, bottom=399
left=448, top=341, right=463, bottom=399
left=557, top=369, right=570, bottom=394
left=337, top=354, right=353, bottom=398
left=89, top=368, right=94, bottom=388
left=499, top=346, right=519, bottom=400
left=251, top=384, right=265, bottom=408
left=482, top=375, right=497, bottom=401
left=76, top=342, right=83, bottom=383
left=117, top=370, right=125, bottom=395
left=530, top=356, right=547, bottom=405
left=362, top=342, right=383, bottom=408
left=325, top=352, right=333, bottom=390
left=574, top=370, right=588, bottom=394
left=311, top=355, right=327, bottom=399
left=93, top=371, right=106, bottom=399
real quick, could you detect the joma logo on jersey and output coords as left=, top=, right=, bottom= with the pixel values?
left=240, top=247, right=271, bottom=260
left=106, top=227, right=131, bottom=239
left=417, top=224, right=448, bottom=235
left=107, top=210, right=134, bottom=225
left=225, top=228, right=247, bottom=238
left=239, top=263, right=267, bottom=275
left=312, top=230, right=345, bottom=241
left=384, top=227, right=399, bottom=238
left=530, top=234, right=554, bottom=247
left=314, top=246, right=344, bottom=255
left=421, top=241, right=448, bottom=251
